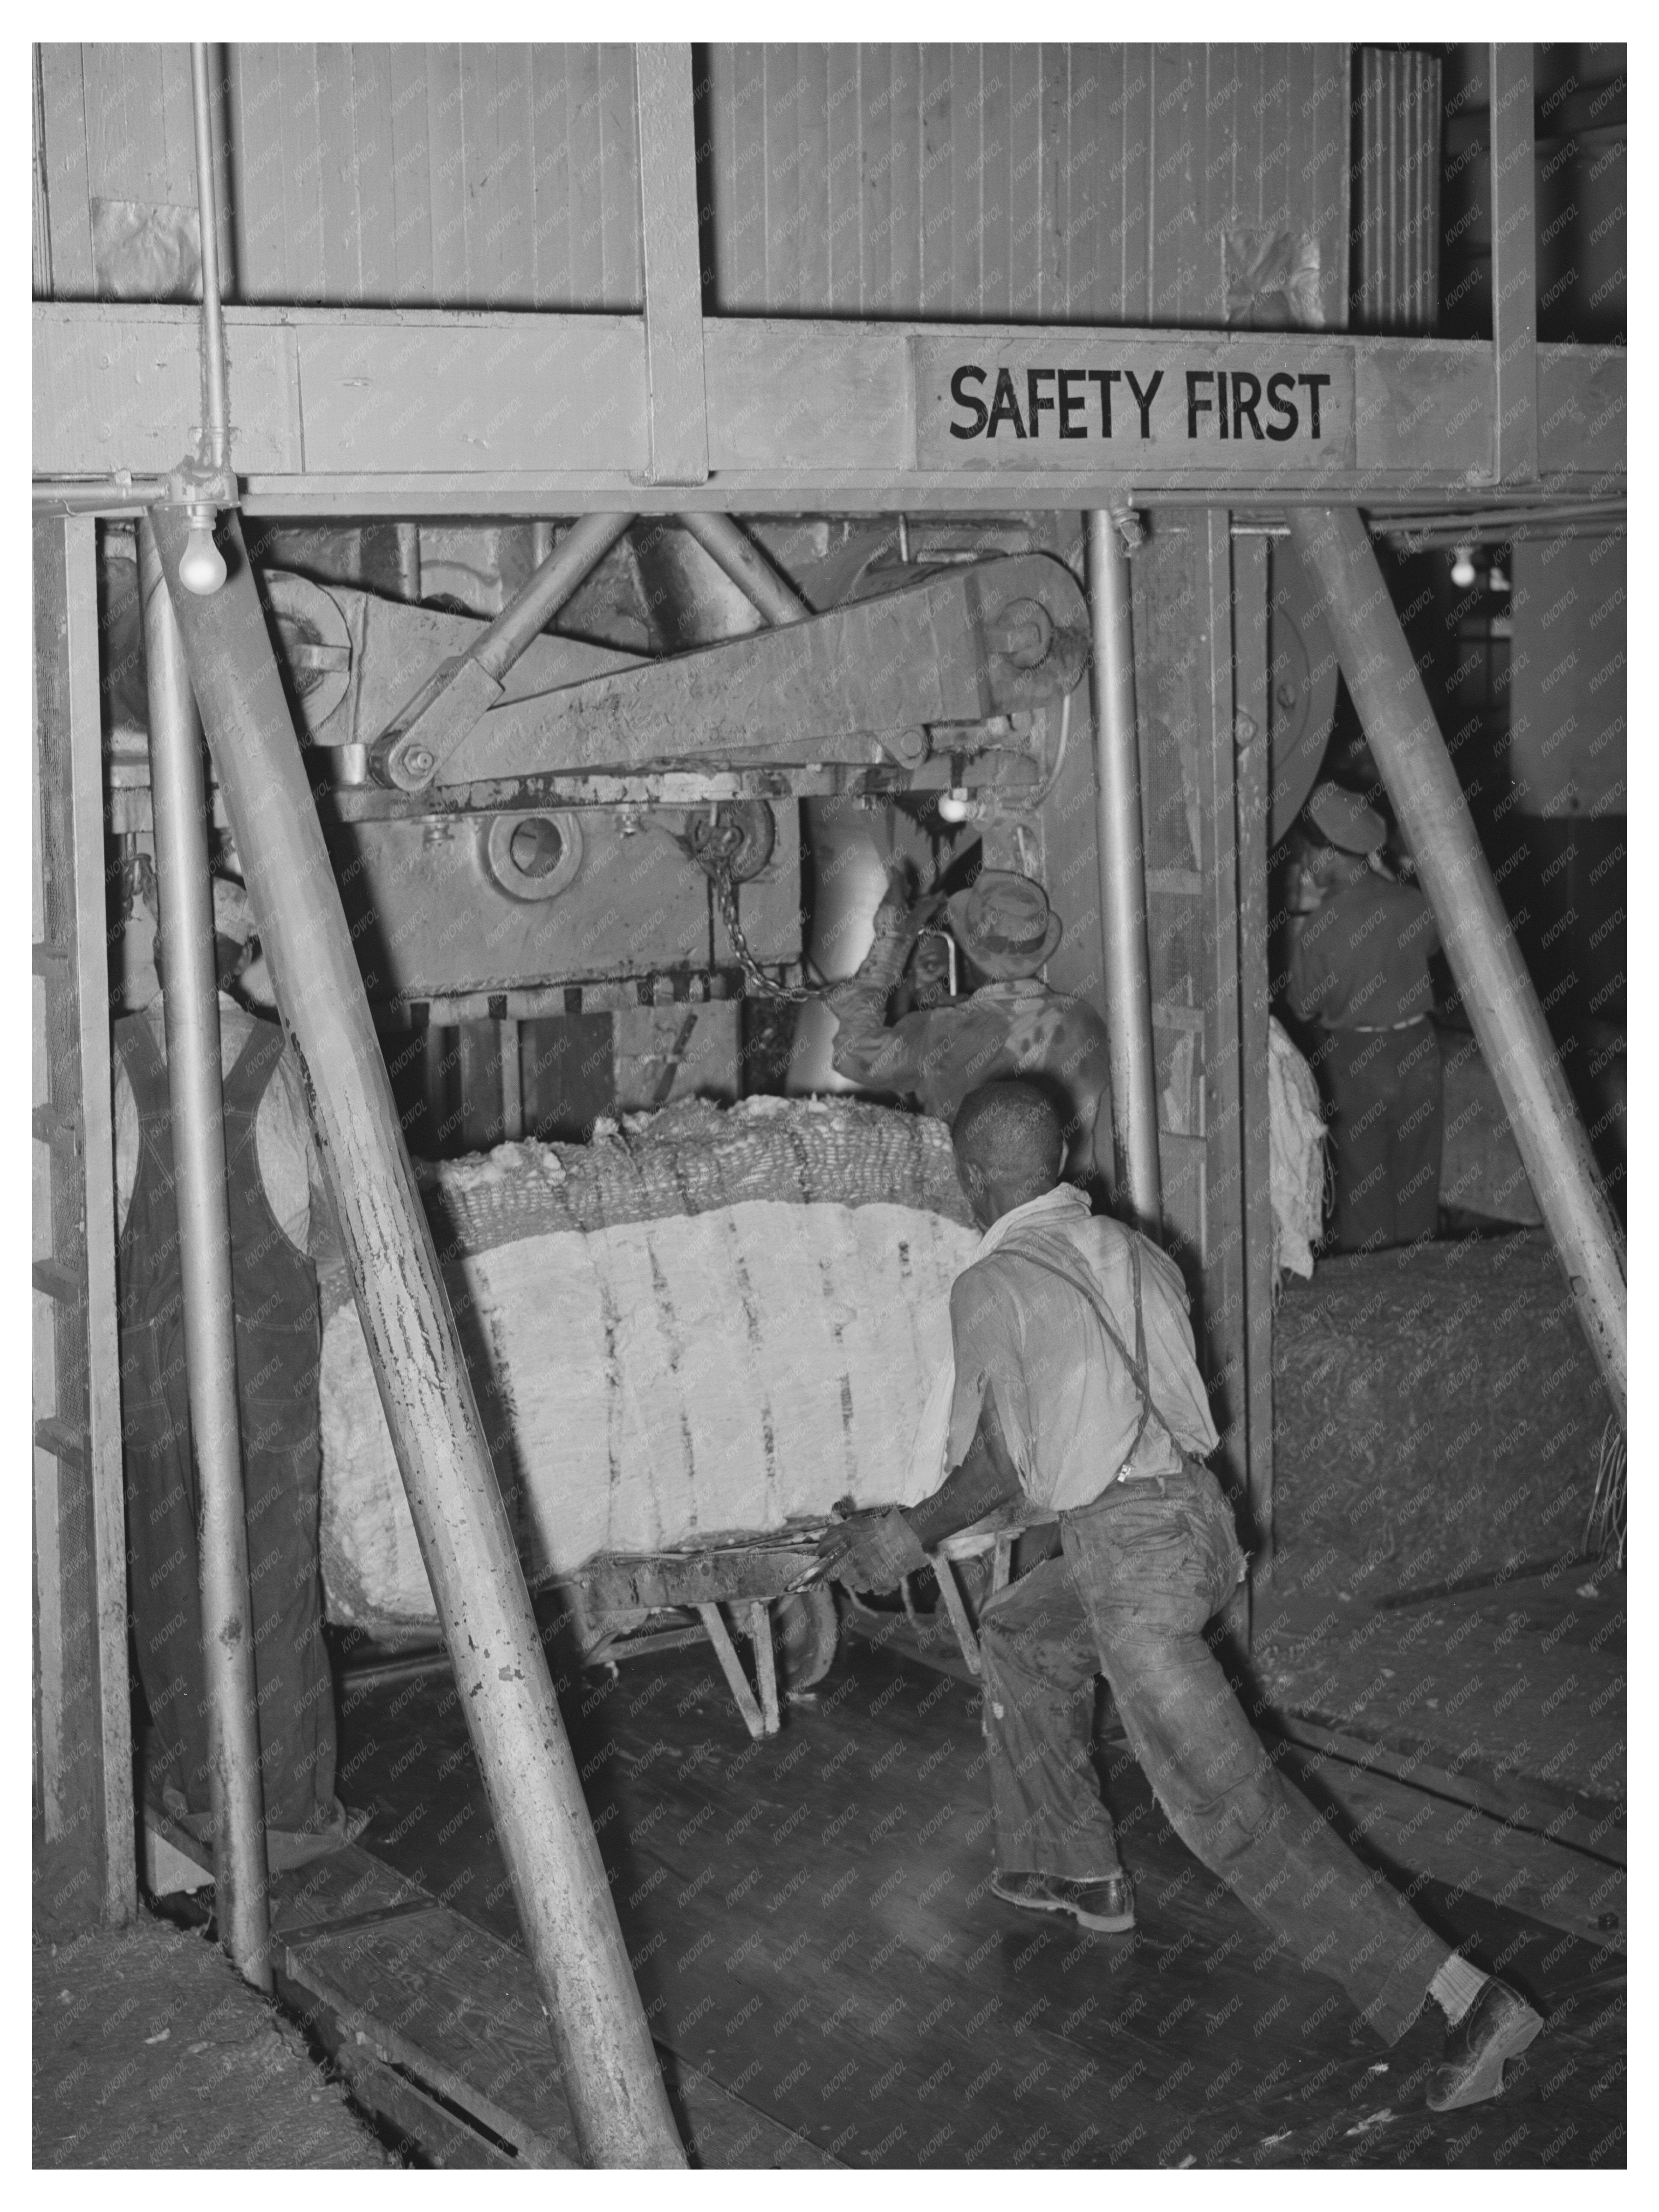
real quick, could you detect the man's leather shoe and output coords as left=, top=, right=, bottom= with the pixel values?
left=1426, top=1979, right=1543, bottom=2111
left=991, top=1868, right=1136, bottom=1933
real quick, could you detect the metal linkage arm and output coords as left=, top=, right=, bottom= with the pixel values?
left=371, top=512, right=637, bottom=793
left=439, top=553, right=1090, bottom=785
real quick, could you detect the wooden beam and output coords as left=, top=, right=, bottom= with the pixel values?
left=31, top=304, right=1625, bottom=508
left=66, top=515, right=137, bottom=1923
left=1198, top=512, right=1247, bottom=1538
left=1490, top=42, right=1539, bottom=483
left=31, top=516, right=136, bottom=1928
left=634, top=45, right=709, bottom=486
left=1231, top=533, right=1275, bottom=1623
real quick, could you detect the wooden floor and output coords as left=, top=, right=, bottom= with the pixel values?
left=331, top=1610, right=1627, bottom=2169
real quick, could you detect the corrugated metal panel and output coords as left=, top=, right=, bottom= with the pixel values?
left=1353, top=48, right=1442, bottom=331
left=702, top=44, right=1351, bottom=327
left=38, top=43, right=644, bottom=311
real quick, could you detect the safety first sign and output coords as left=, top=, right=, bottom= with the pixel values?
left=913, top=337, right=1355, bottom=472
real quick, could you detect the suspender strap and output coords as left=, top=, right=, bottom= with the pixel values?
left=999, top=1233, right=1177, bottom=1474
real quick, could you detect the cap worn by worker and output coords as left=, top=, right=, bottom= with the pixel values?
left=944, top=871, right=1063, bottom=979
left=1307, top=782, right=1386, bottom=856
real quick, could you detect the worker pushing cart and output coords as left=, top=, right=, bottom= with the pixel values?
left=817, top=1079, right=1544, bottom=2114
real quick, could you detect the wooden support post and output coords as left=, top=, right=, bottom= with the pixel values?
left=499, top=1020, right=523, bottom=1144
left=1490, top=43, right=1538, bottom=483
left=929, top=1556, right=983, bottom=1676
left=1231, top=533, right=1275, bottom=1622
left=151, top=506, right=685, bottom=2170
left=747, top=1602, right=780, bottom=1736
left=696, top=1605, right=767, bottom=1739
left=635, top=45, right=709, bottom=487
left=31, top=517, right=136, bottom=1930
left=1288, top=508, right=1625, bottom=1422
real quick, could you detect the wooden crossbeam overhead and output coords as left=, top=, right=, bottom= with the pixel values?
left=33, top=305, right=1624, bottom=516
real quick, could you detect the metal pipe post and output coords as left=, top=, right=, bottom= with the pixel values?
left=189, top=45, right=230, bottom=469
left=1085, top=510, right=1162, bottom=1229
left=136, top=518, right=272, bottom=1989
left=1287, top=507, right=1626, bottom=1421
left=678, top=511, right=811, bottom=625
left=478, top=512, right=637, bottom=679
left=151, top=505, right=685, bottom=2169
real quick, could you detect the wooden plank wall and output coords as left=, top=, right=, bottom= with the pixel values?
left=700, top=44, right=1351, bottom=328
left=36, top=43, right=645, bottom=309
left=36, top=44, right=1347, bottom=324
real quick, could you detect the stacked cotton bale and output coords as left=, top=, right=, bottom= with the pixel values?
left=318, top=1098, right=979, bottom=1632
left=1272, top=1230, right=1613, bottom=1604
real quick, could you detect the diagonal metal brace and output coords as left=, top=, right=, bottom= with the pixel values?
left=371, top=512, right=636, bottom=792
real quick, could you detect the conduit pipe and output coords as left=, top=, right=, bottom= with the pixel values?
left=32, top=479, right=168, bottom=515
left=152, top=506, right=686, bottom=2170
left=1086, top=509, right=1162, bottom=1231
left=1288, top=506, right=1626, bottom=1422
left=190, top=44, right=231, bottom=471
left=472, top=512, right=638, bottom=680
left=137, top=517, right=272, bottom=1989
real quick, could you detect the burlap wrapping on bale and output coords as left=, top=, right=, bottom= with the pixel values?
left=1272, top=1230, right=1611, bottom=1603
left=318, top=1099, right=978, bottom=1632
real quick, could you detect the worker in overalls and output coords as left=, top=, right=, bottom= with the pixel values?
left=116, top=879, right=358, bottom=1868
left=1283, top=782, right=1444, bottom=1252
left=818, top=1080, right=1543, bottom=2112
left=829, top=868, right=1113, bottom=1189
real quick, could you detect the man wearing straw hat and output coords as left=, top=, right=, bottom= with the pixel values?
left=830, top=867, right=1113, bottom=1188
left=114, top=877, right=362, bottom=1869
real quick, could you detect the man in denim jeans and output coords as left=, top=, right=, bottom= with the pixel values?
left=818, top=1080, right=1541, bottom=2112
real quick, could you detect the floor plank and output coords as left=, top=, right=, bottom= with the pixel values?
left=333, top=1620, right=1627, bottom=2168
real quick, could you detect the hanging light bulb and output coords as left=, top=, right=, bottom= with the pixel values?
left=1450, top=544, right=1477, bottom=589
left=178, top=502, right=227, bottom=595
left=937, top=787, right=975, bottom=824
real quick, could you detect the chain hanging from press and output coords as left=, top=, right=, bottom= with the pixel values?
left=709, top=856, right=830, bottom=1005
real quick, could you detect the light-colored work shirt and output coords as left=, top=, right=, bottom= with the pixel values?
left=113, top=995, right=321, bottom=1255
left=945, top=1184, right=1219, bottom=1511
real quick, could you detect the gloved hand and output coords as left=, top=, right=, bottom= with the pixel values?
left=815, top=1507, right=929, bottom=1595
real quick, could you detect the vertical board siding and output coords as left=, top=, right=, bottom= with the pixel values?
left=704, top=43, right=1349, bottom=326
left=39, top=43, right=1345, bottom=322
left=41, top=43, right=643, bottom=310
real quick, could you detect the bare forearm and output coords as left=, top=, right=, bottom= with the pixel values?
left=901, top=1395, right=1022, bottom=1548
